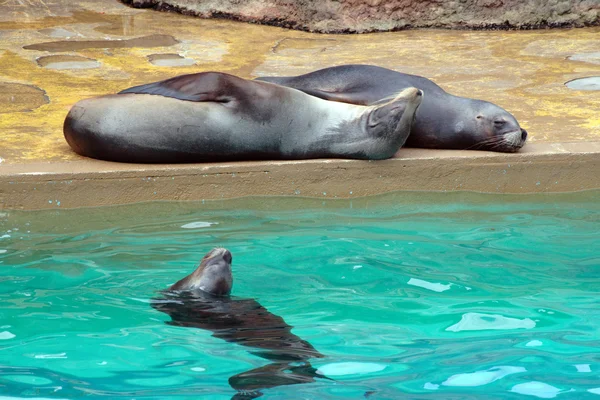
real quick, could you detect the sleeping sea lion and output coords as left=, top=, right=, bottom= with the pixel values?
left=63, top=71, right=423, bottom=163
left=256, top=64, right=528, bottom=152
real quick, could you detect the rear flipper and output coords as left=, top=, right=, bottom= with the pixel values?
left=329, top=87, right=423, bottom=160
left=228, top=361, right=327, bottom=399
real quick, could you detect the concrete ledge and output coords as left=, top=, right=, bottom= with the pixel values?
left=1, top=142, right=599, bottom=210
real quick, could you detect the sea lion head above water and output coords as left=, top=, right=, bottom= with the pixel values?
left=169, top=247, right=233, bottom=296
left=153, top=247, right=326, bottom=397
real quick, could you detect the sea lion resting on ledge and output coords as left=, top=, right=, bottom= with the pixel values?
left=63, top=71, right=422, bottom=163
left=257, top=64, right=528, bottom=153
left=151, top=248, right=326, bottom=399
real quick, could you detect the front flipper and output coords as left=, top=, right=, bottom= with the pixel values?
left=119, top=72, right=235, bottom=103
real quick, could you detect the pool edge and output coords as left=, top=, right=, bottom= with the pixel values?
left=1, top=142, right=599, bottom=210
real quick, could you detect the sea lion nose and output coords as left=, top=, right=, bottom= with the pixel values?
left=521, top=129, right=528, bottom=141
left=222, top=249, right=232, bottom=264
left=416, top=89, right=423, bottom=97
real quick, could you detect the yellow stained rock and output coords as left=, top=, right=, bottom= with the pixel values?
left=0, top=0, right=599, bottom=164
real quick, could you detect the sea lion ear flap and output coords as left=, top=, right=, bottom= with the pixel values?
left=118, top=72, right=228, bottom=103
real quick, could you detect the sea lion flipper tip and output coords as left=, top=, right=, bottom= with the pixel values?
left=119, top=74, right=218, bottom=102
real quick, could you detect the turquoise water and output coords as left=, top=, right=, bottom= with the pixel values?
left=0, top=191, right=599, bottom=399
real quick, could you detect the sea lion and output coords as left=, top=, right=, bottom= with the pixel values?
left=256, top=64, right=528, bottom=153
left=151, top=248, right=326, bottom=399
left=63, top=71, right=423, bottom=163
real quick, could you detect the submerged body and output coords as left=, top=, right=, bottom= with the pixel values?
left=152, top=248, right=324, bottom=398
left=64, top=71, right=422, bottom=163
left=257, top=64, right=528, bottom=152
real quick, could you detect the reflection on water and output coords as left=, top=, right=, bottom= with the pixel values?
left=38, top=27, right=78, bottom=38
left=445, top=313, right=536, bottom=332
left=0, top=191, right=599, bottom=398
left=441, top=366, right=526, bottom=387
left=147, top=53, right=196, bottom=67
left=567, top=52, right=600, bottom=66
left=152, top=290, right=325, bottom=399
left=23, top=34, right=179, bottom=52
left=565, top=77, right=600, bottom=91
left=37, top=55, right=101, bottom=70
left=0, top=82, right=49, bottom=113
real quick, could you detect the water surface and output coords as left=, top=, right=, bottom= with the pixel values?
left=1, top=191, right=599, bottom=399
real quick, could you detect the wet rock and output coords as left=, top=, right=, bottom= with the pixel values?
left=120, top=0, right=599, bottom=33
left=0, top=83, right=49, bottom=113
left=23, top=34, right=179, bottom=52
left=37, top=55, right=101, bottom=69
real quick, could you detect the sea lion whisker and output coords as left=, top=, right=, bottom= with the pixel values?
left=464, top=136, right=503, bottom=150
left=490, top=141, right=508, bottom=150
left=489, top=137, right=511, bottom=150
left=506, top=129, right=522, bottom=147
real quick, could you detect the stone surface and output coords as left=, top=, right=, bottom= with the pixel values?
left=122, top=0, right=600, bottom=33
left=1, top=0, right=599, bottom=165
left=2, top=142, right=600, bottom=210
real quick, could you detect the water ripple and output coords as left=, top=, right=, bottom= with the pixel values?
left=0, top=191, right=598, bottom=398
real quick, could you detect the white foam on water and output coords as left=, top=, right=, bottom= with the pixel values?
left=353, top=265, right=363, bottom=270
left=0, top=235, right=10, bottom=239
left=0, top=331, right=15, bottom=340
left=526, top=340, right=543, bottom=347
left=0, top=250, right=7, bottom=254
left=424, top=382, right=439, bottom=390
left=191, top=367, right=206, bottom=372
left=317, top=362, right=386, bottom=376
left=181, top=222, right=217, bottom=229
left=588, top=388, right=600, bottom=395
left=510, top=381, right=566, bottom=398
left=575, top=364, right=591, bottom=373
left=34, top=353, right=67, bottom=359
left=446, top=312, right=536, bottom=332
left=0, top=397, right=68, bottom=400
left=408, top=278, right=451, bottom=292
left=128, top=297, right=151, bottom=304
left=442, top=366, right=526, bottom=387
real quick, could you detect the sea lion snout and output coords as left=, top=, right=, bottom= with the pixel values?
left=521, top=129, right=528, bottom=141
left=169, top=247, right=234, bottom=296
left=206, top=247, right=232, bottom=264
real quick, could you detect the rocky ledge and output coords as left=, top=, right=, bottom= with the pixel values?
left=122, top=0, right=599, bottom=33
